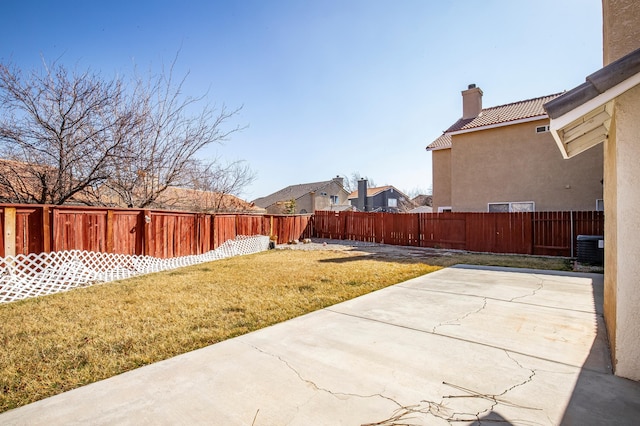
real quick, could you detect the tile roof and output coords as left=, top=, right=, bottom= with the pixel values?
left=155, top=186, right=265, bottom=213
left=426, top=93, right=562, bottom=150
left=426, top=133, right=451, bottom=151
left=252, top=179, right=344, bottom=209
left=347, top=185, right=396, bottom=199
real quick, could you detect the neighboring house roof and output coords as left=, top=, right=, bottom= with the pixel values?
left=0, top=159, right=45, bottom=202
left=348, top=185, right=397, bottom=200
left=253, top=179, right=345, bottom=209
left=544, top=46, right=640, bottom=159
left=408, top=205, right=433, bottom=213
left=427, top=93, right=562, bottom=151
left=412, top=194, right=433, bottom=207
left=155, top=186, right=265, bottom=213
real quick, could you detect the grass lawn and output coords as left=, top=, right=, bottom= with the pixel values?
left=0, top=247, right=570, bottom=412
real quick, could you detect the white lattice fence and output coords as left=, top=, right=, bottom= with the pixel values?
left=0, top=235, right=270, bottom=304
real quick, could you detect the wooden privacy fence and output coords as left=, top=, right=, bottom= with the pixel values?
left=314, top=210, right=604, bottom=257
left=1, top=204, right=603, bottom=259
left=0, top=204, right=314, bottom=259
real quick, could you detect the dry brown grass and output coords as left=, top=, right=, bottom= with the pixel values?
left=422, top=252, right=572, bottom=271
left=0, top=249, right=437, bottom=412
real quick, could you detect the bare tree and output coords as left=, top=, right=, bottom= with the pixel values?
left=0, top=61, right=134, bottom=204
left=176, top=158, right=256, bottom=212
left=342, top=172, right=376, bottom=193
left=101, top=59, right=243, bottom=208
left=0, top=58, right=244, bottom=208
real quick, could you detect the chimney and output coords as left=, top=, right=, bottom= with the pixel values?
left=462, top=83, right=483, bottom=119
left=309, top=191, right=316, bottom=213
left=357, top=179, right=368, bottom=212
left=333, top=175, right=344, bottom=187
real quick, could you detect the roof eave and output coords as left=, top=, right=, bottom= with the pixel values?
left=426, top=145, right=450, bottom=152
left=448, top=115, right=549, bottom=136
left=548, top=70, right=640, bottom=159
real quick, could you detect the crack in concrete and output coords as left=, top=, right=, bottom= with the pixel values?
left=241, top=341, right=403, bottom=413
left=431, top=298, right=488, bottom=334
left=509, top=277, right=544, bottom=303
left=363, top=351, right=542, bottom=425
left=438, top=351, right=540, bottom=424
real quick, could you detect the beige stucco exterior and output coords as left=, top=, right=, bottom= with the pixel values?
left=431, top=149, right=452, bottom=210
left=601, top=88, right=640, bottom=380
left=602, top=0, right=640, bottom=65
left=265, top=180, right=349, bottom=215
left=301, top=180, right=350, bottom=213
left=604, top=85, right=640, bottom=379
left=601, top=0, right=640, bottom=379
left=433, top=119, right=603, bottom=212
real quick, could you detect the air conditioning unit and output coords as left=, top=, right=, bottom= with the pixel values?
left=576, top=235, right=604, bottom=265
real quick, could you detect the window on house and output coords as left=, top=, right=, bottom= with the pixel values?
left=488, top=201, right=535, bottom=212
left=438, top=206, right=452, bottom=213
left=488, top=203, right=510, bottom=212
left=596, top=199, right=604, bottom=211
left=388, top=198, right=397, bottom=208
left=330, top=195, right=338, bottom=204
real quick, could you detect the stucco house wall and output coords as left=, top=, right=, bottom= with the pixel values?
left=607, top=84, right=640, bottom=379
left=431, top=149, right=452, bottom=211
left=602, top=0, right=640, bottom=380
left=428, top=88, right=604, bottom=213
left=543, top=0, right=640, bottom=380
left=450, top=120, right=603, bottom=212
left=290, top=181, right=350, bottom=214
left=256, top=177, right=349, bottom=215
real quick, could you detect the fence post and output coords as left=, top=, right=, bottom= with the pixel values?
left=570, top=210, right=575, bottom=258
left=106, top=209, right=114, bottom=253
left=4, top=207, right=16, bottom=258
left=42, top=205, right=51, bottom=253
left=530, top=212, right=535, bottom=255
left=143, top=210, right=152, bottom=256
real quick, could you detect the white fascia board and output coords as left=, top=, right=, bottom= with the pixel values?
left=550, top=71, right=640, bottom=131
left=448, top=115, right=549, bottom=136
left=550, top=128, right=571, bottom=159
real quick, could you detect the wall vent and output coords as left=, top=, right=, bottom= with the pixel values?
left=536, top=125, right=550, bottom=133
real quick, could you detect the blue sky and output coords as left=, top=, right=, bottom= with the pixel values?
left=1, top=1, right=603, bottom=200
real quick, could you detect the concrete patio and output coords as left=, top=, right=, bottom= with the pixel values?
left=1, top=265, right=639, bottom=425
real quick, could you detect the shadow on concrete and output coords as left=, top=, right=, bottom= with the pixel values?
left=558, top=280, right=640, bottom=425
left=453, top=265, right=640, bottom=425
left=472, top=411, right=515, bottom=425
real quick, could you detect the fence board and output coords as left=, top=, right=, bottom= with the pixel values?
left=147, top=212, right=199, bottom=258
left=316, top=210, right=603, bottom=257
left=465, top=212, right=532, bottom=254
left=110, top=210, right=144, bottom=255
left=314, top=211, right=345, bottom=239
left=418, top=213, right=466, bottom=250
left=213, top=215, right=237, bottom=249
left=53, top=209, right=108, bottom=252
left=0, top=204, right=605, bottom=259
left=0, top=209, right=4, bottom=257
left=15, top=206, right=44, bottom=255
left=236, top=215, right=265, bottom=237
